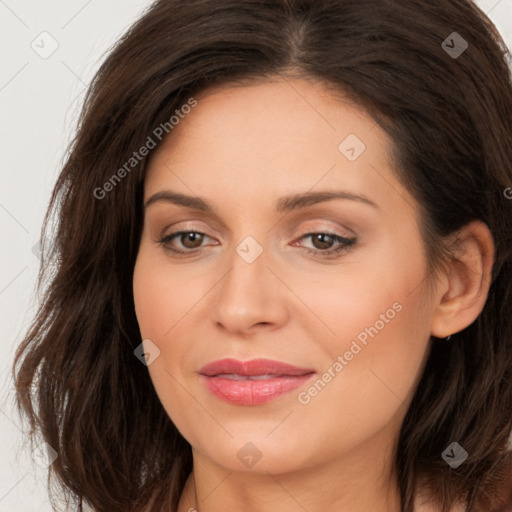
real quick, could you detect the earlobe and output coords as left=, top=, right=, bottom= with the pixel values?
left=430, top=221, right=495, bottom=338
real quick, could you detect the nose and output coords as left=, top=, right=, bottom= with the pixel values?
left=211, top=238, right=289, bottom=336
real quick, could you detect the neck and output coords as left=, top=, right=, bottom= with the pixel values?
left=177, top=435, right=402, bottom=512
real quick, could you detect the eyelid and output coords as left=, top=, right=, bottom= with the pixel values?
left=294, top=223, right=354, bottom=239
left=156, top=221, right=352, bottom=244
left=156, top=220, right=219, bottom=241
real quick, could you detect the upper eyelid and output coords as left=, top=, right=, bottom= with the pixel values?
left=159, top=224, right=352, bottom=237
left=156, top=217, right=355, bottom=237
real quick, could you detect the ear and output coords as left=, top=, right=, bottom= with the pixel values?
left=430, top=220, right=495, bottom=338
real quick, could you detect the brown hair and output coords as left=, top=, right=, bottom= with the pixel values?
left=12, top=0, right=512, bottom=511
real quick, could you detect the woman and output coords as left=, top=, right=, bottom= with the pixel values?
left=12, top=0, right=512, bottom=511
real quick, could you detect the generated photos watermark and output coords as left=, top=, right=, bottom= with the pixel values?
left=298, top=301, right=403, bottom=405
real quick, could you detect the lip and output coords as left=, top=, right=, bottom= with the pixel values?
left=199, top=358, right=316, bottom=406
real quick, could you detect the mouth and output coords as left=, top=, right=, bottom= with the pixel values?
left=198, top=358, right=316, bottom=405
left=211, top=373, right=299, bottom=380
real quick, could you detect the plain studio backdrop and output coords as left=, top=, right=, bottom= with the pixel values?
left=1, top=0, right=511, bottom=510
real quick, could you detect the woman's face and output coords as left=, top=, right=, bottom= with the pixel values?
left=132, top=77, right=437, bottom=477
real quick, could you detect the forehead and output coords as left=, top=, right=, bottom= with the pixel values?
left=151, top=77, right=381, bottom=158
left=143, top=78, right=405, bottom=212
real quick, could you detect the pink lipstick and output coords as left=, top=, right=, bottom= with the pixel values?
left=199, top=358, right=315, bottom=405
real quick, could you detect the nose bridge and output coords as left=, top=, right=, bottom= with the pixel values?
left=222, top=233, right=270, bottom=305
left=212, top=232, right=286, bottom=331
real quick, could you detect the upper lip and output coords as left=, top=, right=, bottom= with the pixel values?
left=199, top=358, right=315, bottom=377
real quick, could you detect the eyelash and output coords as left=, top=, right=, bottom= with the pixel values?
left=155, top=230, right=356, bottom=259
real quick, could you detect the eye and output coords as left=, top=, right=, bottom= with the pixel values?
left=293, top=232, right=356, bottom=258
left=156, top=231, right=214, bottom=256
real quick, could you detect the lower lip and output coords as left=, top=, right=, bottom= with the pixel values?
left=200, top=374, right=315, bottom=405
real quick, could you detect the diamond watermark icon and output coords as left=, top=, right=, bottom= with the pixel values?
left=32, top=442, right=58, bottom=469
left=134, top=338, right=161, bottom=366
left=338, top=134, right=366, bottom=162
left=31, top=31, right=59, bottom=59
left=441, top=32, right=468, bottom=59
left=32, top=240, right=43, bottom=259
left=32, top=237, right=50, bottom=260
left=442, top=441, right=468, bottom=469
left=236, top=236, right=263, bottom=264
left=237, top=442, right=262, bottom=468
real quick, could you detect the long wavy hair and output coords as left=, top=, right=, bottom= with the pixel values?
left=12, top=0, right=512, bottom=511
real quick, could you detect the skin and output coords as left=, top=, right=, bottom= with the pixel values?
left=132, top=76, right=494, bottom=512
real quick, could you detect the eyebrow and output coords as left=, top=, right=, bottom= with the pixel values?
left=144, top=189, right=379, bottom=212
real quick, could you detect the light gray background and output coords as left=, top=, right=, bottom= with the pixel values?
left=1, top=1, right=511, bottom=510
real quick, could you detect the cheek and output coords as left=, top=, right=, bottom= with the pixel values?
left=282, top=290, right=431, bottom=468
left=132, top=252, right=188, bottom=384
left=290, top=247, right=432, bottom=424
left=132, top=270, right=172, bottom=339
left=133, top=250, right=202, bottom=340
left=314, top=233, right=431, bottom=371
left=302, top=279, right=431, bottom=428
left=132, top=255, right=201, bottom=434
left=284, top=251, right=428, bottom=365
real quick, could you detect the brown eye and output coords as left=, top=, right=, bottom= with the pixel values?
left=179, top=232, right=204, bottom=249
left=310, top=233, right=336, bottom=250
left=157, top=231, right=212, bottom=255
left=295, top=232, right=357, bottom=259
